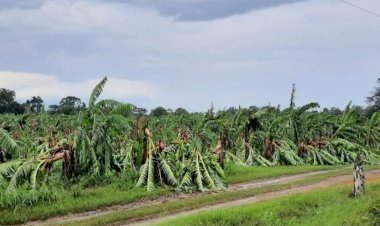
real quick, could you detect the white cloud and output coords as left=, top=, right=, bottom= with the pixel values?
left=0, top=71, right=159, bottom=103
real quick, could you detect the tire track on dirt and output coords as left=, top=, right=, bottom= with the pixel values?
left=26, top=167, right=353, bottom=226
left=126, top=169, right=380, bottom=226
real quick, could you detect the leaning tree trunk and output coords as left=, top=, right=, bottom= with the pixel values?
left=142, top=127, right=151, bottom=164
left=45, top=144, right=74, bottom=178
left=215, top=139, right=224, bottom=168
left=243, top=128, right=250, bottom=161
left=136, top=114, right=142, bottom=141
left=353, top=153, right=365, bottom=197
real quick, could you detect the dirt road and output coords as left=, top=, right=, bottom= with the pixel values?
left=126, top=169, right=380, bottom=226
left=27, top=167, right=374, bottom=226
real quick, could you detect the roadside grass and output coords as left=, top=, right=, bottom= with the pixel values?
left=0, top=165, right=354, bottom=225
left=226, top=156, right=380, bottom=184
left=0, top=186, right=171, bottom=225
left=374, top=155, right=380, bottom=163
left=225, top=164, right=342, bottom=184
left=56, top=166, right=380, bottom=226
left=158, top=179, right=380, bottom=226
left=2, top=164, right=379, bottom=225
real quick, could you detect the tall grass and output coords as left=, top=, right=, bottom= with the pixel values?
left=158, top=181, right=380, bottom=226
left=0, top=187, right=61, bottom=210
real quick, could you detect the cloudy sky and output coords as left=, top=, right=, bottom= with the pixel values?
left=0, top=0, right=379, bottom=111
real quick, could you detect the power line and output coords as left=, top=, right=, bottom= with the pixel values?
left=337, top=0, right=380, bottom=19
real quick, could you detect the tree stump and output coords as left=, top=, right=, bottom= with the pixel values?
left=353, top=154, right=365, bottom=197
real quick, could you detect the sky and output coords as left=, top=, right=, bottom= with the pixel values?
left=0, top=0, right=379, bottom=112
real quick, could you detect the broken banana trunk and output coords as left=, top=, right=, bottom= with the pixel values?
left=353, top=154, right=365, bottom=197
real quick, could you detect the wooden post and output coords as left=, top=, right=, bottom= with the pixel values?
left=353, top=153, right=365, bottom=197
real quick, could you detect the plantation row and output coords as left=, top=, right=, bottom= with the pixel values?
left=0, top=77, right=379, bottom=196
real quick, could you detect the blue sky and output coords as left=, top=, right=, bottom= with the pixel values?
left=0, top=0, right=379, bottom=111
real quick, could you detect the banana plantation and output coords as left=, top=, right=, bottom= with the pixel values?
left=0, top=77, right=379, bottom=202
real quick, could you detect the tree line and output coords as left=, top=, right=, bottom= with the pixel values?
left=0, top=88, right=190, bottom=116
left=0, top=90, right=86, bottom=115
left=0, top=78, right=379, bottom=116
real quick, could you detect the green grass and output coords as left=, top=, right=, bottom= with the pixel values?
left=158, top=180, right=380, bottom=226
left=58, top=166, right=380, bottom=226
left=1, top=164, right=378, bottom=225
left=225, top=165, right=343, bottom=184
left=0, top=165, right=352, bottom=225
left=0, top=185, right=171, bottom=225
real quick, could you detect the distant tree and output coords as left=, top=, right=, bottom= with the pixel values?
left=330, top=107, right=343, bottom=116
left=24, top=96, right=44, bottom=113
left=354, top=105, right=365, bottom=116
left=134, top=107, right=147, bottom=115
left=366, top=78, right=380, bottom=116
left=8, top=102, right=25, bottom=114
left=206, top=101, right=214, bottom=118
left=47, top=105, right=60, bottom=115
left=150, top=106, right=168, bottom=117
left=225, top=107, right=237, bottom=115
left=174, top=107, right=189, bottom=116
left=59, top=96, right=85, bottom=115
left=249, top=105, right=260, bottom=112
left=0, top=88, right=25, bottom=114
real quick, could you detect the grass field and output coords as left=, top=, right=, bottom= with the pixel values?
left=0, top=186, right=170, bottom=225
left=158, top=178, right=380, bottom=226
left=1, top=164, right=378, bottom=225
left=226, top=155, right=380, bottom=184
left=50, top=166, right=380, bottom=226
left=225, top=164, right=342, bottom=184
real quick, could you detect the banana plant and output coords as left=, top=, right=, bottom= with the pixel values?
left=175, top=137, right=225, bottom=192
left=135, top=134, right=178, bottom=191
left=72, top=76, right=132, bottom=176
left=271, top=139, right=303, bottom=166
left=0, top=128, right=19, bottom=162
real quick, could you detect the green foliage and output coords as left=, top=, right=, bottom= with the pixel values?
left=0, top=184, right=170, bottom=225
left=366, top=78, right=380, bottom=116
left=369, top=199, right=380, bottom=226
left=174, top=108, right=189, bottom=116
left=89, top=76, right=108, bottom=107
left=0, top=88, right=25, bottom=114
left=0, top=78, right=379, bottom=214
left=24, top=96, right=44, bottom=113
left=136, top=137, right=178, bottom=191
left=150, top=106, right=168, bottom=117
left=0, top=187, right=61, bottom=210
left=58, top=96, right=85, bottom=115
left=0, top=128, right=19, bottom=160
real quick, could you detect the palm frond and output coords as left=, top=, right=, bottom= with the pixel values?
left=109, top=104, right=133, bottom=116
left=160, top=158, right=178, bottom=186
left=7, top=160, right=36, bottom=191
left=89, top=76, right=108, bottom=107
left=136, top=163, right=148, bottom=187
left=199, top=152, right=216, bottom=189
left=195, top=151, right=204, bottom=191
left=0, top=128, right=19, bottom=158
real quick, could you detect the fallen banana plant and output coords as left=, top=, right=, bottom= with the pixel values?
left=135, top=130, right=178, bottom=191
left=271, top=139, right=303, bottom=166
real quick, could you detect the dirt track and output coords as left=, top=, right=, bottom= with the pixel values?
left=126, top=169, right=380, bottom=226
left=27, top=167, right=375, bottom=226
